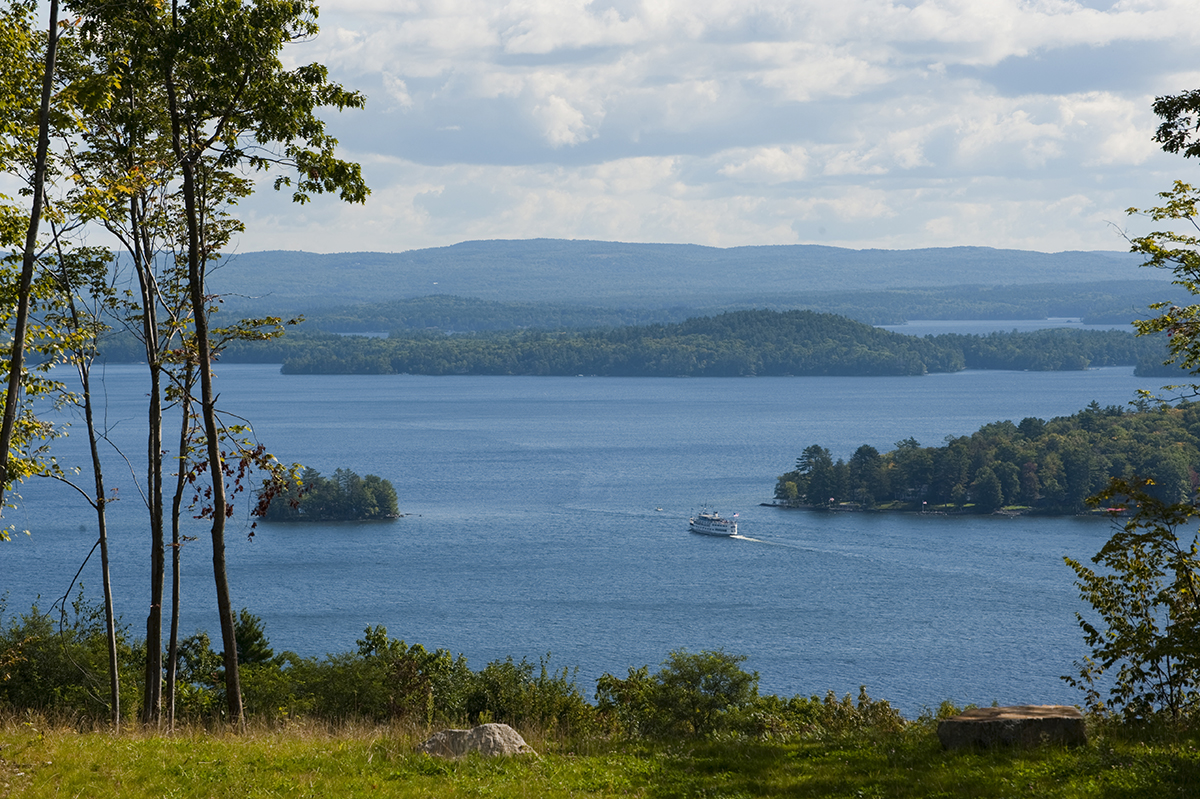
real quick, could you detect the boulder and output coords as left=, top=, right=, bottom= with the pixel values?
left=937, top=705, right=1086, bottom=749
left=417, top=723, right=538, bottom=758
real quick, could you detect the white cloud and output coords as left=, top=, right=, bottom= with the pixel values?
left=226, top=0, right=1200, bottom=254
left=532, top=95, right=596, bottom=146
left=381, top=72, right=414, bottom=108
left=718, top=146, right=811, bottom=183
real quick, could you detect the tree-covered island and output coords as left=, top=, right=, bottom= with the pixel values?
left=776, top=400, right=1200, bottom=514
left=259, top=468, right=399, bottom=522
left=205, top=308, right=1169, bottom=377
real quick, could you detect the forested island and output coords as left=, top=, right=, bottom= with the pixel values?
left=232, top=279, right=1183, bottom=332
left=775, top=400, right=1200, bottom=514
left=205, top=309, right=1169, bottom=377
left=260, top=468, right=399, bottom=522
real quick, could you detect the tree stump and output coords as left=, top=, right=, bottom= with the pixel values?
left=937, top=705, right=1086, bottom=749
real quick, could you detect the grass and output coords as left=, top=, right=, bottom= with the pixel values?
left=3, top=716, right=1200, bottom=798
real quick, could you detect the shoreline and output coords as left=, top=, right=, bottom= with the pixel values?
left=760, top=501, right=1117, bottom=519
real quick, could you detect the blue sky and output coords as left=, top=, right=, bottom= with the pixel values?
left=235, top=0, right=1200, bottom=254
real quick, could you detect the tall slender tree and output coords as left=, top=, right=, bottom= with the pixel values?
left=0, top=0, right=62, bottom=526
left=43, top=242, right=124, bottom=729
left=68, top=0, right=367, bottom=723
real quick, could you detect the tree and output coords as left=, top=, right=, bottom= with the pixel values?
left=232, top=609, right=274, bottom=666
left=161, top=0, right=366, bottom=726
left=60, top=13, right=195, bottom=723
left=43, top=244, right=124, bottom=729
left=1151, top=90, right=1200, bottom=160
left=1060, top=87, right=1200, bottom=722
left=67, top=0, right=368, bottom=726
left=970, top=466, right=1004, bottom=512
left=260, top=468, right=398, bottom=521
left=796, top=444, right=837, bottom=506
left=848, top=444, right=884, bottom=506
left=1065, top=480, right=1200, bottom=720
left=0, top=0, right=66, bottom=531
left=892, top=437, right=933, bottom=500
left=654, top=649, right=758, bottom=736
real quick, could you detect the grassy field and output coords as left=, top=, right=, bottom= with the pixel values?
left=3, top=717, right=1199, bottom=798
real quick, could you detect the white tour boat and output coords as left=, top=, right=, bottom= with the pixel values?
left=689, top=509, right=738, bottom=537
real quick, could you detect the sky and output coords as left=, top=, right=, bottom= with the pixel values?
left=232, top=0, right=1200, bottom=254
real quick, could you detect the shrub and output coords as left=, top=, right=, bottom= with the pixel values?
left=0, top=593, right=137, bottom=722
left=466, top=654, right=595, bottom=733
left=597, top=648, right=759, bottom=738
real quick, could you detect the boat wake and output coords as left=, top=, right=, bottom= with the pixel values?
left=729, top=534, right=778, bottom=545
left=728, top=534, right=817, bottom=551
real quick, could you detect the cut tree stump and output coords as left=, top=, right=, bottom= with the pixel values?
left=937, top=705, right=1086, bottom=749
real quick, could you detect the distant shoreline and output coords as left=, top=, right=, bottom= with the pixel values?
left=760, top=501, right=1116, bottom=519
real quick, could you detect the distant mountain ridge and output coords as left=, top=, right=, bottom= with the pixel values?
left=207, top=239, right=1151, bottom=313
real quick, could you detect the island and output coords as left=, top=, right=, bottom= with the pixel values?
left=259, top=468, right=399, bottom=522
left=775, top=400, right=1200, bottom=514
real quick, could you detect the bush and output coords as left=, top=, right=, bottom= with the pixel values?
left=0, top=593, right=137, bottom=723
left=597, top=648, right=759, bottom=738
left=465, top=654, right=595, bottom=733
left=811, top=687, right=905, bottom=737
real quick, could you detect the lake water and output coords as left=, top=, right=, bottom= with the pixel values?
left=2, top=362, right=1156, bottom=716
left=877, top=318, right=1129, bottom=337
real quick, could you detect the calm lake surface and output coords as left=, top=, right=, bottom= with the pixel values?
left=3, top=359, right=1156, bottom=715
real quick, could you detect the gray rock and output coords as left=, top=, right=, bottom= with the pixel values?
left=937, top=705, right=1086, bottom=749
left=417, top=723, right=538, bottom=758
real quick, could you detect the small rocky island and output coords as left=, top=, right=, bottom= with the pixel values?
left=260, top=467, right=399, bottom=522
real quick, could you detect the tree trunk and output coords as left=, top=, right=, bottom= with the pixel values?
left=0, top=0, right=58, bottom=513
left=79, top=353, right=121, bottom=730
left=131, top=193, right=166, bottom=727
left=54, top=246, right=121, bottom=732
left=165, top=363, right=195, bottom=731
left=165, top=111, right=243, bottom=733
left=164, top=1, right=242, bottom=722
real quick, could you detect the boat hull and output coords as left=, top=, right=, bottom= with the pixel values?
left=690, top=525, right=737, bottom=537
left=689, top=511, right=737, bottom=537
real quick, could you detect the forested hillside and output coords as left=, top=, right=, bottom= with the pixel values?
left=776, top=401, right=1200, bottom=513
left=276, top=280, right=1184, bottom=334
left=276, top=309, right=955, bottom=376
left=213, top=309, right=1168, bottom=377
left=203, top=241, right=1148, bottom=312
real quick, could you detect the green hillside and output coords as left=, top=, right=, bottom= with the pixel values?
left=204, top=240, right=1151, bottom=314
left=202, top=309, right=1169, bottom=377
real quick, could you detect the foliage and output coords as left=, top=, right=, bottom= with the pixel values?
left=0, top=259, right=78, bottom=536
left=1064, top=479, right=1200, bottom=721
left=259, top=467, right=398, bottom=522
left=164, top=622, right=595, bottom=729
left=1126, top=181, right=1200, bottom=382
left=1151, top=89, right=1200, bottom=160
left=465, top=654, right=594, bottom=733
left=0, top=0, right=45, bottom=242
left=278, top=626, right=474, bottom=724
left=258, top=309, right=1166, bottom=377
left=777, top=400, right=1200, bottom=512
left=749, top=687, right=905, bottom=741
left=283, top=281, right=1186, bottom=335
left=597, top=648, right=759, bottom=738
left=0, top=592, right=137, bottom=721
left=1062, top=98, right=1200, bottom=724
